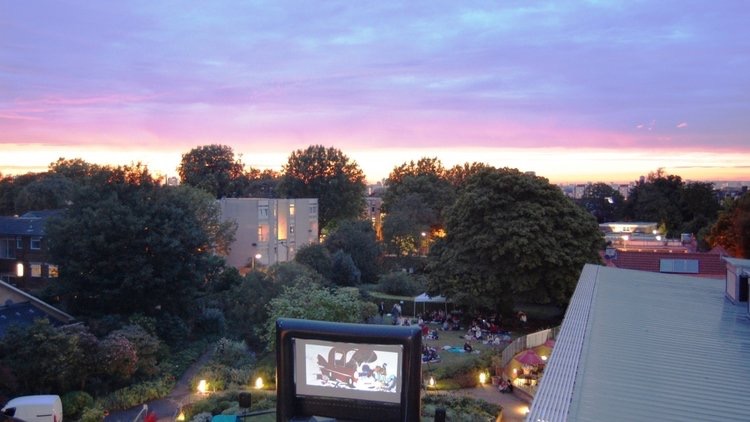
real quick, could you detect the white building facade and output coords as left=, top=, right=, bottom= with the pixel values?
left=218, top=198, right=319, bottom=270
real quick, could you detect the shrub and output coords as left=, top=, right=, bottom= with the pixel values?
left=101, top=377, right=175, bottom=410
left=80, top=405, right=107, bottom=422
left=376, top=271, right=424, bottom=296
left=431, top=356, right=485, bottom=388
left=214, top=338, right=255, bottom=367
left=61, top=391, right=94, bottom=419
left=155, top=313, right=190, bottom=346
left=196, top=308, right=227, bottom=336
left=421, top=394, right=500, bottom=421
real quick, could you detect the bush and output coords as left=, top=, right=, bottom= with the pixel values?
left=214, top=338, right=255, bottom=367
left=155, top=313, right=190, bottom=346
left=195, top=308, right=227, bottom=336
left=376, top=271, right=424, bottom=296
left=80, top=405, right=106, bottom=422
left=61, top=391, right=94, bottom=419
left=101, top=377, right=175, bottom=410
left=431, top=356, right=485, bottom=388
left=421, top=394, right=500, bottom=421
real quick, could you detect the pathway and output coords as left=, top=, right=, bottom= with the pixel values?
left=105, top=350, right=214, bottom=422
left=458, top=384, right=529, bottom=422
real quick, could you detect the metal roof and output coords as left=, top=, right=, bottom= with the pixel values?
left=528, top=264, right=750, bottom=422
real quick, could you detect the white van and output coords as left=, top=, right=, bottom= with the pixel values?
left=1, top=395, right=63, bottom=422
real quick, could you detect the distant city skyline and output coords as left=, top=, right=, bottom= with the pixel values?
left=2, top=1, right=749, bottom=184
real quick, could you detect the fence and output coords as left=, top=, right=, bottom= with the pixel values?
left=500, top=326, right=560, bottom=368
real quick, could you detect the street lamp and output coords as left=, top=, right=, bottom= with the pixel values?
left=252, top=253, right=262, bottom=270
left=16, top=262, right=23, bottom=278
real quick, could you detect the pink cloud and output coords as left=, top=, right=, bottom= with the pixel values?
left=676, top=122, right=688, bottom=128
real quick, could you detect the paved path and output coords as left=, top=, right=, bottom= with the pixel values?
left=105, top=350, right=214, bottom=422
left=458, top=384, right=529, bottom=422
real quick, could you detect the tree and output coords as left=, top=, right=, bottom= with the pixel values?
left=624, top=169, right=684, bottom=236
left=261, top=278, right=372, bottom=350
left=46, top=164, right=235, bottom=318
left=0, top=319, right=86, bottom=394
left=294, top=243, right=333, bottom=281
left=705, top=192, right=750, bottom=258
left=382, top=158, right=455, bottom=255
left=14, top=174, right=76, bottom=214
left=680, top=181, right=719, bottom=236
left=324, top=219, right=381, bottom=284
left=246, top=168, right=281, bottom=198
left=330, top=250, right=361, bottom=286
left=578, top=183, right=625, bottom=223
left=278, top=145, right=366, bottom=231
left=178, top=144, right=249, bottom=198
left=426, top=167, right=603, bottom=316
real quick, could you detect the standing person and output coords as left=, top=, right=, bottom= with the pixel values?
left=379, top=301, right=385, bottom=320
left=391, top=303, right=400, bottom=325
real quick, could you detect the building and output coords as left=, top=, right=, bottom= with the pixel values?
left=528, top=264, right=750, bottom=421
left=606, top=250, right=726, bottom=279
left=0, top=279, right=75, bottom=338
left=218, top=198, right=319, bottom=271
left=0, top=211, right=60, bottom=289
left=364, top=196, right=383, bottom=241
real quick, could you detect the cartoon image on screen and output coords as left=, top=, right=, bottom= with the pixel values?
left=294, top=339, right=402, bottom=403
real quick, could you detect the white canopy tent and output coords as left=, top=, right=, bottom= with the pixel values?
left=413, top=292, right=449, bottom=317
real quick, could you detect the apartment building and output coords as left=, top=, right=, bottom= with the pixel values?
left=218, top=198, right=319, bottom=270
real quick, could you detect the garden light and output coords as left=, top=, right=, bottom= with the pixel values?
left=479, top=372, right=487, bottom=385
left=429, top=376, right=435, bottom=388
left=197, top=379, right=208, bottom=394
left=255, top=377, right=264, bottom=389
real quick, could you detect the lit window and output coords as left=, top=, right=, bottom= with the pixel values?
left=290, top=203, right=295, bottom=216
left=258, top=225, right=268, bottom=242
left=48, top=264, right=59, bottom=278
left=31, top=263, right=42, bottom=278
left=30, top=237, right=41, bottom=250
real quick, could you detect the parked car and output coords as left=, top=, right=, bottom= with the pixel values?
left=1, top=395, right=63, bottom=422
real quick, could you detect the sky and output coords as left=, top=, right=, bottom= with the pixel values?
left=1, top=0, right=749, bottom=184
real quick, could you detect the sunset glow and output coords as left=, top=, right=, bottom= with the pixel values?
left=1, top=2, right=748, bottom=184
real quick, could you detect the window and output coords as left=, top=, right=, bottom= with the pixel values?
left=0, top=238, right=15, bottom=259
left=258, top=225, right=268, bottom=242
left=259, top=205, right=269, bottom=219
left=48, top=264, right=59, bottom=278
left=309, top=204, right=318, bottom=215
left=659, top=259, right=699, bottom=274
left=30, top=237, right=41, bottom=250
left=289, top=225, right=295, bottom=234
left=289, top=203, right=295, bottom=216
left=31, top=263, right=42, bottom=278
left=16, top=237, right=23, bottom=249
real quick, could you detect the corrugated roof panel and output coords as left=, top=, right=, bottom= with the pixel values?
left=558, top=265, right=750, bottom=422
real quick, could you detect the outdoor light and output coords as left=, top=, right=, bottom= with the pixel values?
left=176, top=411, right=185, bottom=421
left=656, top=235, right=662, bottom=241
left=622, top=235, right=629, bottom=241
left=197, top=379, right=208, bottom=394
left=429, top=376, right=435, bottom=388
left=255, top=253, right=262, bottom=260
left=16, top=263, right=23, bottom=277
left=513, top=368, right=518, bottom=375
left=479, top=372, right=487, bottom=385
left=255, top=377, right=264, bottom=389
left=541, top=355, right=548, bottom=361
left=522, top=406, right=530, bottom=415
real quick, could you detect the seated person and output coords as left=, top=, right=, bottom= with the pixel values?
left=498, top=378, right=513, bottom=393
left=463, top=342, right=473, bottom=353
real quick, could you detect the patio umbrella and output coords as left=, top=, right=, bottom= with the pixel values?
left=534, top=339, right=555, bottom=358
left=514, top=349, right=545, bottom=366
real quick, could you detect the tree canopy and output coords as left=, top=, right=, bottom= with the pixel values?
left=426, top=167, right=603, bottom=315
left=578, top=182, right=625, bottom=223
left=46, top=164, right=235, bottom=318
left=705, top=192, right=750, bottom=258
left=278, top=145, right=366, bottom=231
left=324, top=219, right=381, bottom=284
left=178, top=144, right=249, bottom=198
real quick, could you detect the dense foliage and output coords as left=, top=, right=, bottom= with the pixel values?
left=705, top=192, right=750, bottom=258
left=426, top=167, right=603, bottom=315
left=278, top=145, right=366, bottom=231
left=45, top=167, right=235, bottom=318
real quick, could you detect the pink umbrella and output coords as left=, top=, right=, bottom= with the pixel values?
left=514, top=349, right=545, bottom=366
